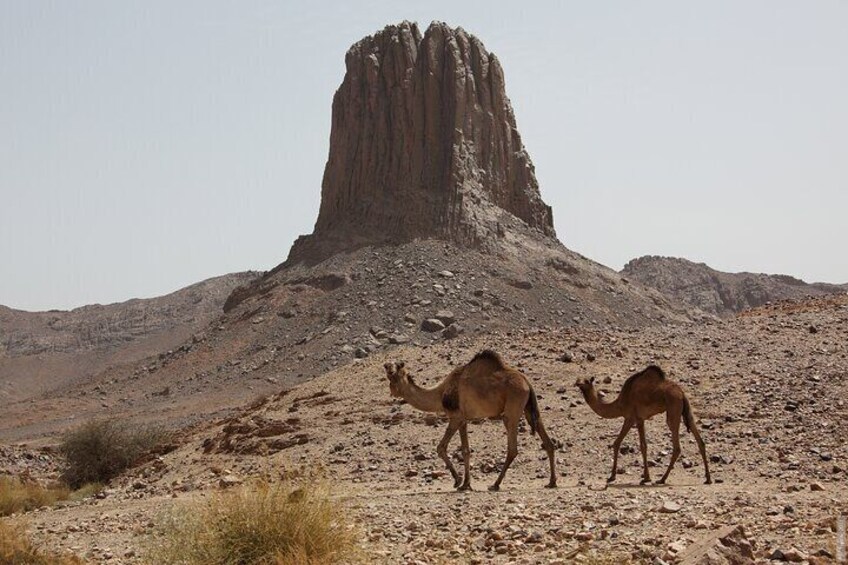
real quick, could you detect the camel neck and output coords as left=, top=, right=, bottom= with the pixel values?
left=581, top=387, right=625, bottom=419
left=399, top=378, right=446, bottom=414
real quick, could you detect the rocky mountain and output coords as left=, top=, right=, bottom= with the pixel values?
left=0, top=21, right=692, bottom=443
left=622, top=255, right=846, bottom=316
left=0, top=272, right=256, bottom=406
left=231, top=21, right=688, bottom=324
left=287, top=21, right=554, bottom=265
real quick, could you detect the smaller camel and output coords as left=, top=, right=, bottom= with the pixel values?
left=384, top=350, right=557, bottom=491
left=575, top=365, right=711, bottom=485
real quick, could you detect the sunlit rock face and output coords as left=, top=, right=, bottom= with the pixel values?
left=287, top=21, right=554, bottom=264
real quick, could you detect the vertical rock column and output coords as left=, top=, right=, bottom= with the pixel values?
left=288, top=21, right=555, bottom=264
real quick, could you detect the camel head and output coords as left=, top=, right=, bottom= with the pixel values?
left=574, top=376, right=596, bottom=395
left=383, top=361, right=408, bottom=398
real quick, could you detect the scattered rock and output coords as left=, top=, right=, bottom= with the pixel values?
left=434, top=310, right=456, bottom=325
left=558, top=352, right=574, bottom=363
left=354, top=347, right=369, bottom=359
left=442, top=324, right=464, bottom=340
left=421, top=319, right=446, bottom=332
left=678, top=525, right=754, bottom=565
left=658, top=500, right=682, bottom=513
left=218, top=475, right=243, bottom=489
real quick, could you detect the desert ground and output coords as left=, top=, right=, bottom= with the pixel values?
left=5, top=294, right=846, bottom=564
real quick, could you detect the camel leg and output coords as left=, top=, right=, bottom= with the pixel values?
left=436, top=419, right=462, bottom=488
left=535, top=419, right=557, bottom=488
left=657, top=410, right=682, bottom=485
left=637, top=419, right=651, bottom=484
left=608, top=418, right=634, bottom=483
left=457, top=422, right=472, bottom=491
left=689, top=423, right=712, bottom=484
left=489, top=416, right=519, bottom=491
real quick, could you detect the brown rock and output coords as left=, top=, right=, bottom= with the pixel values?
left=421, top=319, right=446, bottom=332
left=287, top=21, right=555, bottom=265
left=678, top=525, right=754, bottom=565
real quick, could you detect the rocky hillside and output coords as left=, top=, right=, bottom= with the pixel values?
left=0, top=272, right=256, bottom=406
left=0, top=273, right=257, bottom=357
left=17, top=293, right=848, bottom=563
left=0, top=241, right=688, bottom=442
left=622, top=256, right=846, bottom=317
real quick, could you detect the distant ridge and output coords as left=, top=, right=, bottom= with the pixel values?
left=622, top=256, right=846, bottom=316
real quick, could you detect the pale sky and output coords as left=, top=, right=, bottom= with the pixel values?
left=2, top=1, right=846, bottom=311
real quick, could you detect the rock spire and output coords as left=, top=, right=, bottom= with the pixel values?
left=287, top=21, right=555, bottom=264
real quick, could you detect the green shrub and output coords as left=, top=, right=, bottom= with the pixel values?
left=0, top=520, right=86, bottom=564
left=58, top=419, right=169, bottom=488
left=148, top=479, right=358, bottom=565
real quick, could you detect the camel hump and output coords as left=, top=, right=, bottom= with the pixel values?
left=644, top=365, right=666, bottom=379
left=469, top=349, right=505, bottom=368
left=621, top=364, right=667, bottom=394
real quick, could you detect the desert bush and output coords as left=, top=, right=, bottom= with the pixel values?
left=0, top=476, right=70, bottom=517
left=0, top=520, right=86, bottom=564
left=58, top=419, right=170, bottom=488
left=67, top=482, right=103, bottom=502
left=148, top=479, right=358, bottom=565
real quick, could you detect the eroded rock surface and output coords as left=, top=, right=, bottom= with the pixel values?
left=288, top=21, right=554, bottom=264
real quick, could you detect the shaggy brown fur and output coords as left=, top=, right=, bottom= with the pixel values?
left=384, top=350, right=557, bottom=491
left=575, top=365, right=711, bottom=485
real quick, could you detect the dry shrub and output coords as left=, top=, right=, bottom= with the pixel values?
left=0, top=520, right=85, bottom=564
left=0, top=476, right=70, bottom=517
left=148, top=479, right=358, bottom=565
left=68, top=483, right=104, bottom=502
left=59, top=419, right=170, bottom=488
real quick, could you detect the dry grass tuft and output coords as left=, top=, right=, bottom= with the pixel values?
left=148, top=479, right=358, bottom=565
left=59, top=419, right=170, bottom=488
left=0, top=476, right=69, bottom=517
left=0, top=520, right=86, bottom=564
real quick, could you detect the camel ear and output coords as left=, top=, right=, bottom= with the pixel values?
left=589, top=376, right=595, bottom=384
left=397, top=361, right=405, bottom=369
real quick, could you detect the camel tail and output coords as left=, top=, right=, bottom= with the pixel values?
left=682, top=396, right=694, bottom=434
left=525, top=386, right=540, bottom=436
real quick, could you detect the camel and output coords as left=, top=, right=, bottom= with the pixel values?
left=383, top=350, right=557, bottom=491
left=575, top=365, right=711, bottom=485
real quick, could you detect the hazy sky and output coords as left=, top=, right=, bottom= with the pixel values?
left=2, top=1, right=846, bottom=311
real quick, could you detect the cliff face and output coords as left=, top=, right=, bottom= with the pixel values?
left=622, top=256, right=846, bottom=316
left=287, top=21, right=554, bottom=264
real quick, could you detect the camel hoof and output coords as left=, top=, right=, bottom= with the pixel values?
left=654, top=479, right=667, bottom=485
left=545, top=482, right=557, bottom=489
left=487, top=484, right=500, bottom=492
left=606, top=476, right=616, bottom=483
left=640, top=478, right=651, bottom=485
left=457, top=484, right=473, bottom=492
left=705, top=478, right=713, bottom=485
